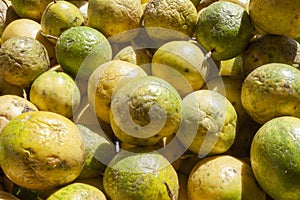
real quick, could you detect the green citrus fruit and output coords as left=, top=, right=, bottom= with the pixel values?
left=0, top=111, right=85, bottom=190
left=241, top=63, right=300, bottom=124
left=0, top=36, right=49, bottom=87
left=242, top=34, right=300, bottom=78
left=195, top=1, right=253, bottom=60
left=249, top=0, right=300, bottom=39
left=88, top=60, right=147, bottom=125
left=177, top=89, right=237, bottom=156
left=151, top=40, right=209, bottom=97
left=47, top=183, right=107, bottom=200
left=29, top=70, right=81, bottom=118
left=188, top=155, right=266, bottom=200
left=103, top=148, right=179, bottom=200
left=88, top=0, right=143, bottom=43
left=110, top=76, right=182, bottom=146
left=55, top=26, right=112, bottom=79
left=143, top=0, right=198, bottom=41
left=250, top=116, right=300, bottom=200
left=41, top=0, right=84, bottom=44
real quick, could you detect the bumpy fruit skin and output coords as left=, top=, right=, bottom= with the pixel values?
left=250, top=116, right=300, bottom=200
left=103, top=149, right=179, bottom=200
left=196, top=1, right=253, bottom=60
left=0, top=36, right=49, bottom=87
left=0, top=111, right=85, bottom=190
left=241, top=63, right=300, bottom=124
left=47, top=183, right=107, bottom=200
left=188, top=155, right=266, bottom=200
left=249, top=0, right=300, bottom=39
left=110, top=76, right=182, bottom=146
left=29, top=70, right=81, bottom=118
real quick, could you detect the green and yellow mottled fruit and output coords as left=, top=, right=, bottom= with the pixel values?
left=0, top=36, right=49, bottom=87
left=0, top=111, right=85, bottom=190
left=47, top=183, right=106, bottom=200
left=41, top=0, right=84, bottom=44
left=144, top=0, right=198, bottom=41
left=250, top=116, right=300, bottom=200
left=0, top=94, right=38, bottom=132
left=55, top=26, right=112, bottom=79
left=188, top=155, right=266, bottom=200
left=249, top=0, right=300, bottom=39
left=242, top=34, right=300, bottom=78
left=151, top=40, right=209, bottom=97
left=103, top=148, right=179, bottom=200
left=241, top=63, right=300, bottom=124
left=177, top=89, right=237, bottom=157
left=110, top=76, right=182, bottom=146
left=77, top=124, right=115, bottom=179
left=196, top=1, right=253, bottom=60
left=29, top=70, right=81, bottom=118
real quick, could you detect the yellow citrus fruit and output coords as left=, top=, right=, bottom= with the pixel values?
left=40, top=0, right=84, bottom=44
left=241, top=63, right=300, bottom=124
left=0, top=111, right=85, bottom=190
left=88, top=0, right=143, bottom=43
left=143, top=0, right=198, bottom=41
left=88, top=60, right=147, bottom=125
left=250, top=116, right=300, bottom=200
left=195, top=1, right=253, bottom=60
left=249, top=0, right=300, bottom=39
left=110, top=76, right=182, bottom=146
left=1, top=18, right=56, bottom=66
left=218, top=55, right=243, bottom=79
left=188, top=155, right=266, bottom=200
left=177, top=89, right=237, bottom=156
left=0, top=36, right=49, bottom=87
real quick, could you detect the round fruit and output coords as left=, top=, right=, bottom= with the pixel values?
left=0, top=94, right=38, bottom=132
left=0, top=111, right=85, bottom=190
left=195, top=1, right=253, bottom=60
left=250, top=116, right=300, bottom=200
left=88, top=0, right=143, bottom=43
left=40, top=0, right=84, bottom=44
left=242, top=34, right=300, bottom=78
left=177, top=89, right=237, bottom=157
left=55, top=26, right=112, bottom=79
left=218, top=55, right=243, bottom=79
left=143, top=0, right=198, bottom=41
left=249, top=0, right=300, bottom=39
left=29, top=70, right=81, bottom=118
left=241, top=63, right=300, bottom=124
left=47, top=183, right=107, bottom=200
left=151, top=40, right=209, bottom=97
left=10, top=0, right=52, bottom=21
left=88, top=60, right=147, bottom=125
left=76, top=124, right=115, bottom=179
left=0, top=0, right=19, bottom=37
left=0, top=36, right=49, bottom=87
left=103, top=148, right=179, bottom=200
left=1, top=18, right=56, bottom=66
left=110, top=76, right=182, bottom=146
left=188, top=155, right=266, bottom=200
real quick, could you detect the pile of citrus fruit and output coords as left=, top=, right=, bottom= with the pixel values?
left=0, top=0, right=299, bottom=199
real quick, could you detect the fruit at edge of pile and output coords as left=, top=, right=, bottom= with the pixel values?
left=241, top=63, right=300, bottom=124
left=110, top=76, right=182, bottom=146
left=188, top=155, right=266, bottom=200
left=55, top=26, right=112, bottom=79
left=250, top=116, right=300, bottom=200
left=0, top=111, right=85, bottom=190
left=29, top=70, right=81, bottom=118
left=177, top=89, right=237, bottom=157
left=0, top=36, right=49, bottom=87
left=40, top=0, right=84, bottom=44
left=103, top=148, right=179, bottom=200
left=195, top=1, right=253, bottom=61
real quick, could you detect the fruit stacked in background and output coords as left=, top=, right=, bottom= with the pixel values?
left=0, top=0, right=299, bottom=199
